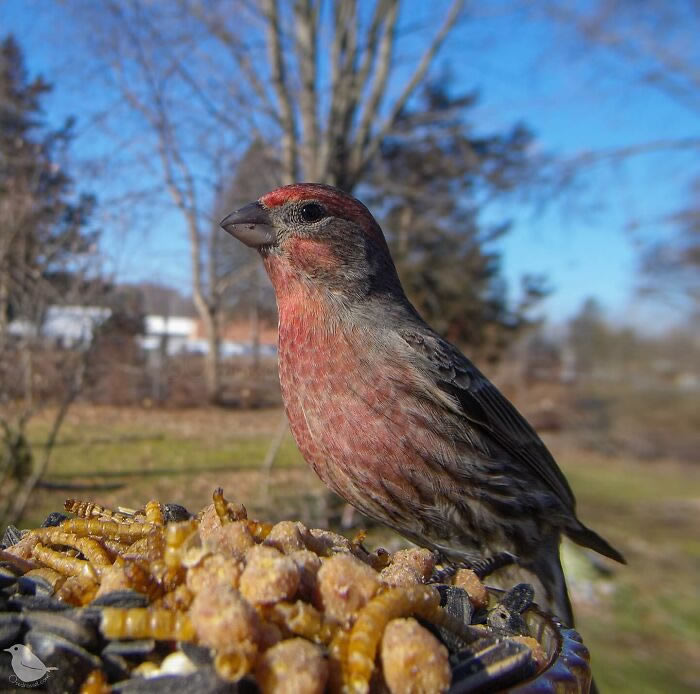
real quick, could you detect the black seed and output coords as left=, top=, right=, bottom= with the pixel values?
left=0, top=567, right=19, bottom=589
left=500, top=583, right=535, bottom=613
left=24, top=610, right=98, bottom=650
left=111, top=666, right=240, bottom=693
left=486, top=605, right=529, bottom=636
left=486, top=584, right=534, bottom=636
left=77, top=606, right=105, bottom=629
left=0, top=658, right=15, bottom=688
left=428, top=585, right=477, bottom=653
left=180, top=640, right=214, bottom=666
left=8, top=594, right=71, bottom=611
left=101, top=651, right=130, bottom=680
left=91, top=590, right=150, bottom=609
left=102, top=639, right=156, bottom=657
left=41, top=512, right=70, bottom=528
left=436, top=585, right=474, bottom=625
left=25, top=629, right=103, bottom=693
left=0, top=613, right=24, bottom=648
left=450, top=639, right=537, bottom=693
left=163, top=504, right=192, bottom=523
left=18, top=574, right=54, bottom=596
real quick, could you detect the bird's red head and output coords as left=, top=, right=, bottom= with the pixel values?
left=221, top=183, right=402, bottom=302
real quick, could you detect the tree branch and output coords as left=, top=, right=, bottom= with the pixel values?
left=292, top=0, right=320, bottom=179
left=262, top=0, right=299, bottom=183
left=319, top=0, right=358, bottom=183
left=350, top=0, right=399, bottom=181
left=3, top=347, right=88, bottom=526
left=185, top=2, right=282, bottom=126
left=561, top=137, right=700, bottom=171
left=540, top=1, right=700, bottom=113
left=353, top=0, right=465, bottom=186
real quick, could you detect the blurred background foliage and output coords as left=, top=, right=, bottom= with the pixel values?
left=1, top=2, right=698, bottom=692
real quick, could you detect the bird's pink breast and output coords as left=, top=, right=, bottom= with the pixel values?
left=275, top=292, right=422, bottom=513
left=266, top=256, right=506, bottom=558
left=265, top=253, right=472, bottom=549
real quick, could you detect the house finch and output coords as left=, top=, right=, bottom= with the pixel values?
left=221, top=183, right=624, bottom=626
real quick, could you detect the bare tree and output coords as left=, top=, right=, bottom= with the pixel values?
left=502, top=0, right=700, bottom=328
left=513, top=0, right=700, bottom=201
left=65, top=0, right=466, bottom=402
left=190, top=0, right=465, bottom=189
left=0, top=35, right=105, bottom=526
left=365, top=81, right=548, bottom=361
left=537, top=0, right=700, bottom=117
left=524, top=2, right=700, bottom=283
left=62, top=1, right=257, bottom=402
left=639, top=178, right=700, bottom=314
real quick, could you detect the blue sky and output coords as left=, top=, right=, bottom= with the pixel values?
left=3, top=0, right=697, bottom=330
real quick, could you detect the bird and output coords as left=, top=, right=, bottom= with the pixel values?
left=220, top=182, right=625, bottom=626
left=4, top=644, right=58, bottom=683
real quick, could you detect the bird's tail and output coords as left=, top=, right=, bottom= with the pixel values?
left=530, top=534, right=604, bottom=694
left=485, top=533, right=574, bottom=627
left=567, top=521, right=626, bottom=565
left=527, top=532, right=575, bottom=627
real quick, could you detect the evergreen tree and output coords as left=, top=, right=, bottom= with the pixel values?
left=367, top=83, right=548, bottom=362
left=0, top=35, right=96, bottom=338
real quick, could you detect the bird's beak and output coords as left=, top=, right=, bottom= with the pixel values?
left=3, top=648, right=10, bottom=653
left=220, top=201, right=276, bottom=248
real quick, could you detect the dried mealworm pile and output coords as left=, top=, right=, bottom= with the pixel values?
left=0, top=489, right=571, bottom=694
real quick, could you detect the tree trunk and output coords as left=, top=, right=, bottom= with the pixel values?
left=201, top=308, right=222, bottom=404
left=21, top=341, right=32, bottom=411
left=250, top=266, right=261, bottom=378
left=0, top=263, right=9, bottom=347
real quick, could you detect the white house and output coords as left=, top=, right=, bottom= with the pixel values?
left=8, top=305, right=112, bottom=348
left=9, top=307, right=275, bottom=358
left=138, top=315, right=197, bottom=355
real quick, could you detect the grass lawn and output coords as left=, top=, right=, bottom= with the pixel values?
left=546, top=438, right=700, bottom=693
left=8, top=405, right=700, bottom=693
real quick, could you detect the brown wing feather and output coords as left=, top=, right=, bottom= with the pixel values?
left=399, top=328, right=577, bottom=512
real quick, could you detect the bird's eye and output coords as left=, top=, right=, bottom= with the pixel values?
left=300, top=203, right=325, bottom=223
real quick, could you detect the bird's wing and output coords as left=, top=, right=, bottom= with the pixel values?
left=398, top=328, right=576, bottom=510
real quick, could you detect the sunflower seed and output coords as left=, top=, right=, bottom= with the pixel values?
left=500, top=583, right=535, bottom=614
left=0, top=613, right=24, bottom=648
left=112, top=666, right=245, bottom=693
left=179, top=641, right=214, bottom=666
left=450, top=639, right=537, bottom=693
left=437, top=585, right=474, bottom=625
left=163, top=504, right=192, bottom=523
left=0, top=567, right=19, bottom=589
left=18, top=574, right=54, bottom=596
left=102, top=639, right=156, bottom=657
left=8, top=594, right=70, bottom=611
left=429, top=585, right=476, bottom=653
left=486, top=584, right=534, bottom=636
left=25, top=629, right=102, bottom=693
left=486, top=605, right=528, bottom=636
left=24, top=610, right=98, bottom=649
left=91, top=590, right=150, bottom=608
left=101, top=651, right=130, bottom=680
left=41, top=512, right=70, bottom=528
